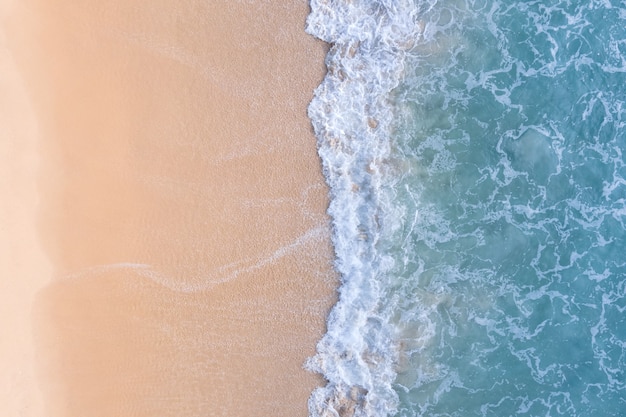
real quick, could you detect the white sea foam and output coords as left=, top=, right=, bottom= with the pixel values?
left=305, top=1, right=424, bottom=416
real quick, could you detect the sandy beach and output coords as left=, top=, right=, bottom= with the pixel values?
left=1, top=1, right=336, bottom=416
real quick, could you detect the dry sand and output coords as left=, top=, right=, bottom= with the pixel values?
left=1, top=2, right=50, bottom=414
left=1, top=1, right=336, bottom=416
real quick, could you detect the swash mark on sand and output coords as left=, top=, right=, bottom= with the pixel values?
left=57, top=226, right=328, bottom=293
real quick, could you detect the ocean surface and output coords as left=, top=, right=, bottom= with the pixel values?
left=305, top=0, right=626, bottom=416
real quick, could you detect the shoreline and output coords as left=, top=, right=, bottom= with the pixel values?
left=3, top=1, right=336, bottom=416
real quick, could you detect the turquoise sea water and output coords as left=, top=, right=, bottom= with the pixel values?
left=306, top=1, right=626, bottom=416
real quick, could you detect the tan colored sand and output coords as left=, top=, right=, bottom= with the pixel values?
left=0, top=3, right=50, bottom=415
left=3, top=0, right=336, bottom=416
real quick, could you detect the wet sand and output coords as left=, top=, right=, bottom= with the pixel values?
left=2, top=1, right=336, bottom=416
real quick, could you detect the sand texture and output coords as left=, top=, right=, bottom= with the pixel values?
left=2, top=0, right=335, bottom=416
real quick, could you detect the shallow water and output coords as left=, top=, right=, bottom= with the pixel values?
left=307, top=0, right=626, bottom=416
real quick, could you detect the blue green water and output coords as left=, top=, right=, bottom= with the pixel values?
left=306, top=1, right=626, bottom=416
left=389, top=1, right=626, bottom=415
